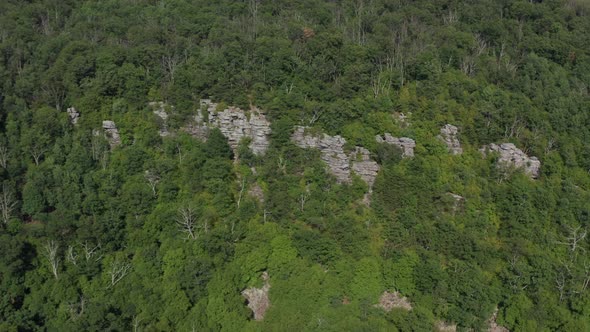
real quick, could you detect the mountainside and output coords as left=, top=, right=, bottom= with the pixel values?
left=1, top=0, right=590, bottom=331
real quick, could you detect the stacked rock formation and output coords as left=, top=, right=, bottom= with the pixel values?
left=67, top=107, right=80, bottom=125
left=480, top=143, right=540, bottom=179
left=438, top=124, right=462, bottom=155
left=148, top=102, right=171, bottom=137
left=375, top=133, right=416, bottom=157
left=190, top=100, right=272, bottom=156
left=291, top=126, right=380, bottom=186
left=102, top=120, right=121, bottom=148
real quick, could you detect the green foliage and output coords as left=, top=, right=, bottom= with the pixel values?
left=0, top=0, right=589, bottom=330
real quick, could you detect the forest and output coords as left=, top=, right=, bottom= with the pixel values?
left=1, top=0, right=590, bottom=331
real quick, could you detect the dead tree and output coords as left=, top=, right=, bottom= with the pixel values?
left=177, top=206, right=198, bottom=239
left=236, top=177, right=246, bottom=209
left=108, top=260, right=131, bottom=288
left=66, top=245, right=78, bottom=266
left=43, top=240, right=60, bottom=279
left=556, top=272, right=566, bottom=302
left=0, top=183, right=17, bottom=224
left=81, top=242, right=102, bottom=262
left=557, top=225, right=587, bottom=258
left=0, top=144, right=8, bottom=168
left=249, top=0, right=260, bottom=40
left=144, top=170, right=160, bottom=197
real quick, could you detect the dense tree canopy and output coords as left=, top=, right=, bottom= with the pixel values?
left=1, top=0, right=590, bottom=330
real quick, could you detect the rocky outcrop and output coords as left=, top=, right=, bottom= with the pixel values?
left=190, top=100, right=272, bottom=156
left=480, top=143, right=540, bottom=179
left=438, top=124, right=462, bottom=155
left=291, top=126, right=380, bottom=187
left=292, top=126, right=351, bottom=183
left=149, top=102, right=171, bottom=137
left=375, top=133, right=416, bottom=157
left=67, top=107, right=80, bottom=125
left=102, top=121, right=121, bottom=148
left=242, top=271, right=270, bottom=321
left=375, top=291, right=412, bottom=312
left=351, top=147, right=380, bottom=188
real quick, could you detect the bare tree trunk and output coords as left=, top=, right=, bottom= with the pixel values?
left=144, top=170, right=160, bottom=197
left=237, top=177, right=246, bottom=209
left=249, top=0, right=260, bottom=40
left=108, top=260, right=131, bottom=288
left=0, top=145, right=8, bottom=169
left=0, top=183, right=17, bottom=224
left=177, top=207, right=197, bottom=239
left=43, top=240, right=60, bottom=279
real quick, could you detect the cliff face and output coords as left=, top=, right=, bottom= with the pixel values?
left=480, top=143, right=541, bottom=179
left=190, top=100, right=272, bottom=156
left=149, top=102, right=171, bottom=137
left=375, top=133, right=416, bottom=157
left=438, top=124, right=463, bottom=155
left=101, top=120, right=121, bottom=148
left=291, top=126, right=380, bottom=187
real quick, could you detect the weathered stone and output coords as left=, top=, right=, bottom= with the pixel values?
left=480, top=143, right=540, bottom=179
left=292, top=126, right=351, bottom=183
left=351, top=147, right=380, bottom=188
left=148, top=102, right=171, bottom=137
left=192, top=100, right=272, bottom=156
left=375, top=291, right=412, bottom=312
left=292, top=127, right=381, bottom=188
left=375, top=133, right=416, bottom=157
left=242, top=271, right=270, bottom=321
left=438, top=124, right=462, bottom=155
left=102, top=120, right=121, bottom=148
left=67, top=107, right=80, bottom=125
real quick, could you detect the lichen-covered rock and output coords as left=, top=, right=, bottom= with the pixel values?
left=480, top=143, right=540, bottom=179
left=375, top=133, right=416, bottom=157
left=242, top=271, right=270, bottom=321
left=102, top=120, right=121, bottom=148
left=148, top=101, right=171, bottom=137
left=438, top=124, right=462, bottom=155
left=192, top=100, right=272, bottom=156
left=67, top=107, right=80, bottom=125
left=292, top=126, right=351, bottom=183
left=375, top=291, right=412, bottom=312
